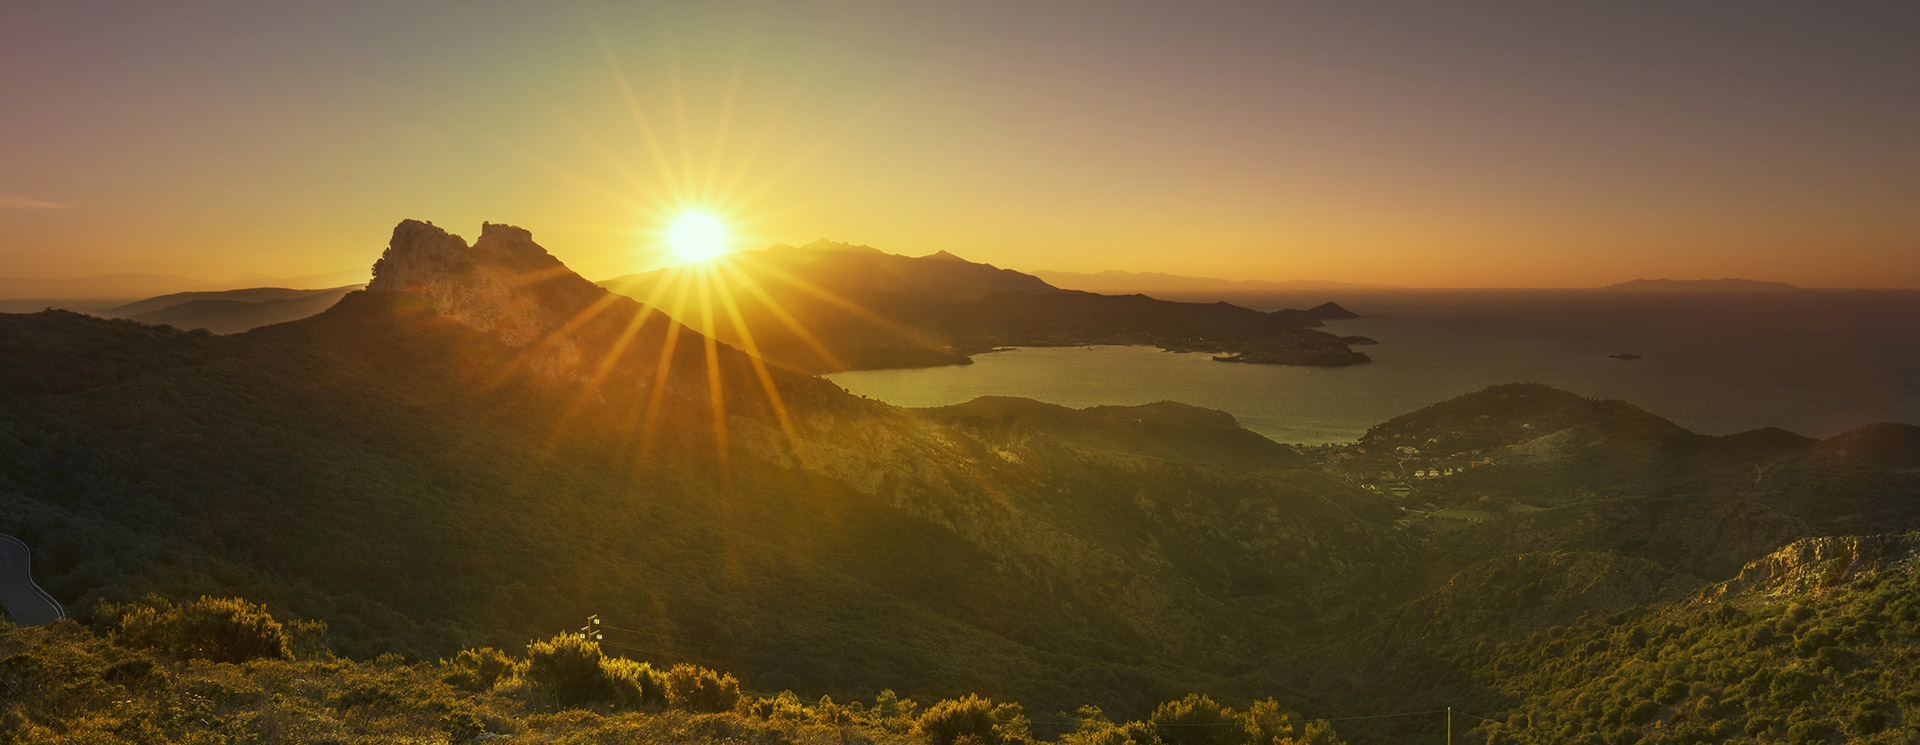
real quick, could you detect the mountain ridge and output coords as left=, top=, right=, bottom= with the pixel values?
left=603, top=240, right=1371, bottom=374
left=1034, top=269, right=1397, bottom=295
left=1604, top=278, right=1798, bottom=291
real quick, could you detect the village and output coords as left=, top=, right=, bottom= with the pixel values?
left=1302, top=439, right=1548, bottom=535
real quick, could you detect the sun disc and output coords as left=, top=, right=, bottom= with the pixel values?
left=666, top=211, right=730, bottom=264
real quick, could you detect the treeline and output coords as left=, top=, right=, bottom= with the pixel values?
left=0, top=596, right=1344, bottom=745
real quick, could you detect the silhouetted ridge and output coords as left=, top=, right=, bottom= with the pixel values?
left=1306, top=301, right=1361, bottom=320
left=1603, top=278, right=1798, bottom=291
left=603, top=241, right=1370, bottom=373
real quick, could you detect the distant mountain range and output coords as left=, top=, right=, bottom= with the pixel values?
left=0, top=270, right=364, bottom=301
left=100, top=285, right=363, bottom=334
left=1033, top=269, right=1397, bottom=295
left=1603, top=278, right=1798, bottom=291
left=602, top=240, right=1370, bottom=373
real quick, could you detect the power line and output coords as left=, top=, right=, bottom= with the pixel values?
left=573, top=614, right=731, bottom=666
left=599, top=622, right=715, bottom=647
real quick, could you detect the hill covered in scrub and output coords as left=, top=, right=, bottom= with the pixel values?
left=5, top=220, right=1920, bottom=744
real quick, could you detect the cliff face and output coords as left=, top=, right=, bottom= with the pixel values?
left=367, top=221, right=609, bottom=378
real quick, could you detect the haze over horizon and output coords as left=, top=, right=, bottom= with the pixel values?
left=5, top=1, right=1919, bottom=288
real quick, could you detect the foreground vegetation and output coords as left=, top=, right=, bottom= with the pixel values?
left=1, top=596, right=1342, bottom=745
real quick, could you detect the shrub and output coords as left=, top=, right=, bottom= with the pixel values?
left=814, top=694, right=853, bottom=726
left=525, top=634, right=610, bottom=706
left=440, top=710, right=485, bottom=743
left=1148, top=694, right=1245, bottom=745
left=100, top=595, right=292, bottom=663
left=664, top=663, right=740, bottom=712
left=102, top=657, right=165, bottom=690
left=749, top=690, right=809, bottom=721
left=330, top=679, right=413, bottom=713
left=868, top=689, right=918, bottom=723
left=600, top=657, right=666, bottom=707
left=1242, top=698, right=1338, bottom=745
left=1786, top=718, right=1835, bottom=744
left=1849, top=704, right=1886, bottom=735
left=919, top=695, right=1003, bottom=745
left=1767, top=670, right=1816, bottom=706
left=444, top=647, right=522, bottom=692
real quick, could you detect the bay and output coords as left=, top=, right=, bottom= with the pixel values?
left=826, top=289, right=1920, bottom=444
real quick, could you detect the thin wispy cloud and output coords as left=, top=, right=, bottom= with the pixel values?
left=0, top=196, right=73, bottom=210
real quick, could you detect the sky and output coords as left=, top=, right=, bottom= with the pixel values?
left=4, top=1, right=1919, bottom=289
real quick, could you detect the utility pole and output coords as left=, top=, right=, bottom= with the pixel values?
left=1446, top=706, right=1451, bottom=745
left=579, top=614, right=603, bottom=643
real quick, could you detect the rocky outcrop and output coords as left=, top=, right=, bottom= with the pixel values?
left=1697, top=531, right=1920, bottom=603
left=366, top=221, right=609, bottom=378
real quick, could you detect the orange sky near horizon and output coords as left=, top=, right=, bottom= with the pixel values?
left=3, top=2, right=1918, bottom=289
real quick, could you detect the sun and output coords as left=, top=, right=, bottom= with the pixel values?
left=665, top=211, right=731, bottom=264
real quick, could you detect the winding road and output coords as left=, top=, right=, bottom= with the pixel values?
left=0, top=534, right=65, bottom=626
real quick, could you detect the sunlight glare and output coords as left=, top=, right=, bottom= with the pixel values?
left=666, top=211, right=731, bottom=264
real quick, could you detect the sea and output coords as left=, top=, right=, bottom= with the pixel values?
left=826, top=290, right=1920, bottom=444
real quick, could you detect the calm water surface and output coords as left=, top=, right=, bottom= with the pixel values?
left=827, top=290, right=1920, bottom=444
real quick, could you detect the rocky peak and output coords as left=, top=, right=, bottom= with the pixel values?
left=366, top=220, right=606, bottom=376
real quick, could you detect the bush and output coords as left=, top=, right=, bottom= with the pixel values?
left=1786, top=717, right=1835, bottom=744
left=663, top=663, right=740, bottom=712
left=601, top=657, right=666, bottom=707
left=100, top=595, right=292, bottom=663
left=526, top=634, right=611, bottom=706
left=440, top=710, right=485, bottom=743
left=1243, top=698, right=1338, bottom=745
left=1849, top=704, right=1886, bottom=735
left=444, top=647, right=522, bottom=692
left=919, top=695, right=1003, bottom=745
left=868, top=689, right=919, bottom=723
left=749, top=690, right=810, bottom=721
left=1148, top=694, right=1244, bottom=745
